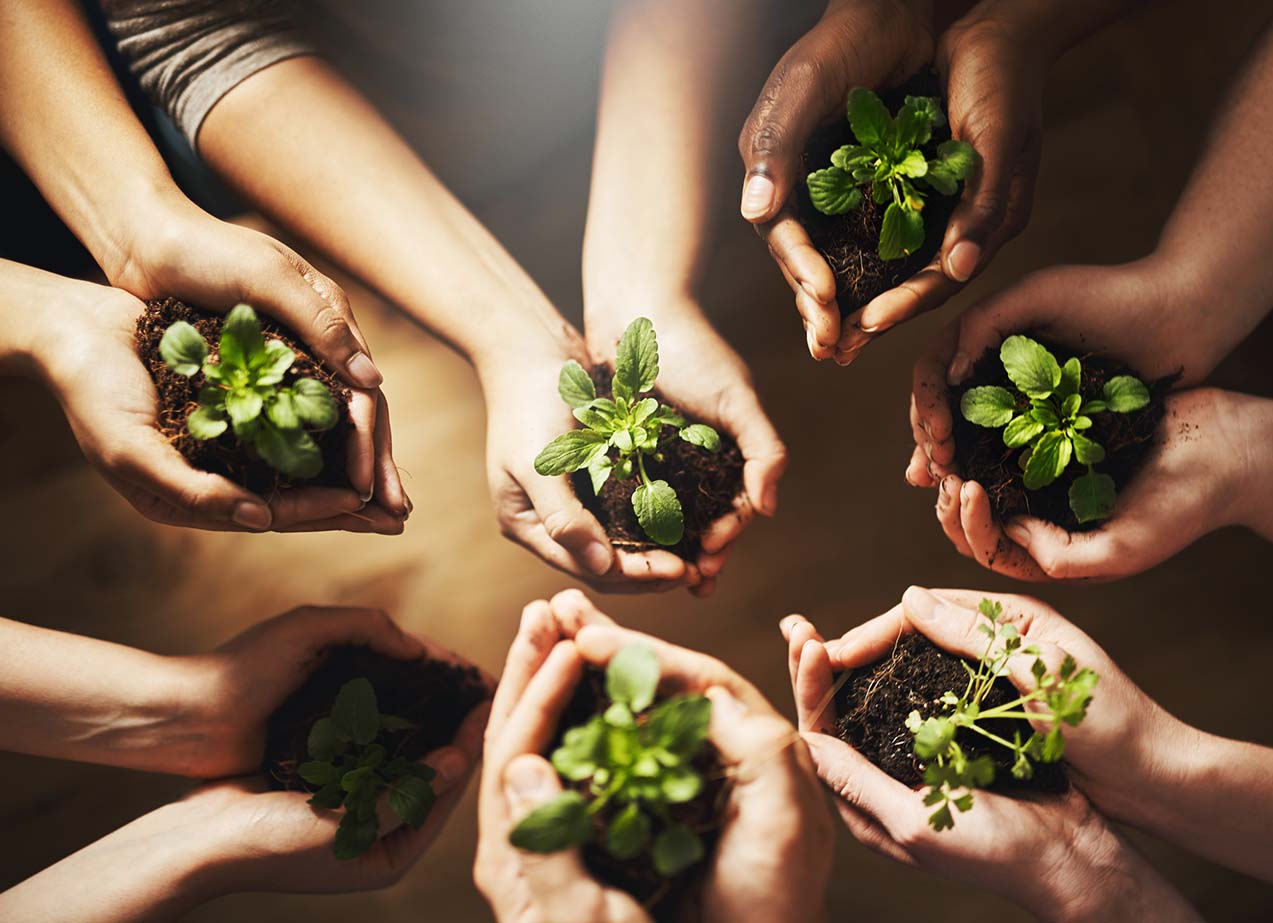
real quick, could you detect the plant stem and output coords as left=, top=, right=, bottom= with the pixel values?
left=635, top=452, right=653, bottom=488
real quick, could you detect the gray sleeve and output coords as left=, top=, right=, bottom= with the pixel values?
left=99, top=0, right=314, bottom=146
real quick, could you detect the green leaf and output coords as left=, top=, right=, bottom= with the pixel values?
left=806, top=167, right=863, bottom=215
left=631, top=397, right=660, bottom=426
left=606, top=643, right=660, bottom=713
left=255, top=422, right=323, bottom=479
left=308, top=782, right=344, bottom=809
left=219, top=304, right=265, bottom=370
left=1030, top=403, right=1059, bottom=427
left=912, top=716, right=955, bottom=760
left=1003, top=414, right=1044, bottom=448
left=224, top=389, right=263, bottom=426
left=935, top=139, right=978, bottom=179
left=307, top=717, right=346, bottom=760
left=1061, top=393, right=1082, bottom=420
left=159, top=321, right=207, bottom=376
left=894, top=96, right=940, bottom=149
left=1058, top=357, right=1082, bottom=398
left=558, top=360, right=596, bottom=408
left=960, top=386, right=1016, bottom=428
left=923, top=163, right=958, bottom=196
left=388, top=774, right=436, bottom=829
left=928, top=803, right=955, bottom=832
left=1069, top=471, right=1116, bottom=523
left=256, top=339, right=295, bottom=386
left=1000, top=336, right=1062, bottom=398
left=678, top=423, right=721, bottom=452
left=607, top=804, right=651, bottom=860
left=878, top=202, right=924, bottom=261
left=509, top=791, right=591, bottom=853
left=632, top=479, right=684, bottom=546
left=1081, top=399, right=1107, bottom=415
left=1022, top=430, right=1072, bottom=490
left=614, top=317, right=659, bottom=398
left=587, top=452, right=612, bottom=495
left=552, top=718, right=606, bottom=780
left=340, top=765, right=375, bottom=793
left=187, top=405, right=228, bottom=440
left=1071, top=431, right=1105, bottom=465
left=652, top=824, right=703, bottom=877
left=331, top=677, right=380, bottom=746
left=897, top=150, right=928, bottom=178
left=534, top=430, right=607, bottom=476
left=646, top=695, right=711, bottom=756
left=660, top=767, right=702, bottom=803
left=299, top=760, right=339, bottom=786
left=333, top=811, right=379, bottom=860
left=847, top=87, right=891, bottom=148
left=1103, top=375, right=1150, bottom=413
left=293, top=378, right=339, bottom=430
left=267, top=389, right=300, bottom=430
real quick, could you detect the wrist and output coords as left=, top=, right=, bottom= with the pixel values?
left=74, top=176, right=192, bottom=290
left=1227, top=393, right=1273, bottom=537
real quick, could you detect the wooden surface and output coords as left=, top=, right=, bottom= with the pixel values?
left=2, top=0, right=1272, bottom=919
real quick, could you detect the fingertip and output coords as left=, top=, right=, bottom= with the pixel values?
left=426, top=746, right=470, bottom=791
left=740, top=173, right=777, bottom=221
left=346, top=351, right=384, bottom=389
left=944, top=240, right=981, bottom=283
left=232, top=501, right=272, bottom=530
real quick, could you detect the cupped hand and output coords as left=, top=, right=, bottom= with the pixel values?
left=40, top=280, right=404, bottom=532
left=585, top=306, right=788, bottom=597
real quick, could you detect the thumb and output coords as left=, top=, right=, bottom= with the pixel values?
left=1004, top=517, right=1133, bottom=582
left=724, top=389, right=787, bottom=518
left=504, top=754, right=597, bottom=905
left=523, top=474, right=615, bottom=577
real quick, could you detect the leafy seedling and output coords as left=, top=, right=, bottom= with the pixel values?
left=960, top=335, right=1151, bottom=523
left=806, top=87, right=978, bottom=260
left=159, top=303, right=339, bottom=478
left=906, top=599, right=1099, bottom=831
left=299, top=677, right=436, bottom=859
left=509, top=643, right=714, bottom=878
left=534, top=318, right=721, bottom=546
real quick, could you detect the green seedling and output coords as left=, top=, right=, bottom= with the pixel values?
left=806, top=87, right=978, bottom=260
left=159, top=303, right=339, bottom=478
left=299, top=677, right=436, bottom=860
left=907, top=599, right=1099, bottom=831
left=960, top=335, right=1151, bottom=523
left=509, top=643, right=713, bottom=877
left=534, top=318, right=721, bottom=546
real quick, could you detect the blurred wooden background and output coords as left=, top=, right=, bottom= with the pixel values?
left=1, top=0, right=1271, bottom=919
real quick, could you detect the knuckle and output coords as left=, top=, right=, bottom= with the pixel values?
left=542, top=508, right=583, bottom=545
left=314, top=304, right=355, bottom=350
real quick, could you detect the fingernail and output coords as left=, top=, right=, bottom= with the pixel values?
left=360, top=489, right=374, bottom=504
left=583, top=541, right=613, bottom=576
left=706, top=685, right=744, bottom=717
left=430, top=748, right=469, bottom=786
left=806, top=325, right=821, bottom=359
left=948, top=351, right=972, bottom=384
left=346, top=352, right=383, bottom=389
left=903, top=585, right=943, bottom=622
left=505, top=757, right=553, bottom=802
left=1005, top=522, right=1031, bottom=547
left=924, top=440, right=934, bottom=460
left=404, top=494, right=414, bottom=514
left=232, top=502, right=272, bottom=530
left=740, top=174, right=776, bottom=220
left=762, top=483, right=779, bottom=517
left=938, top=475, right=953, bottom=501
left=947, top=240, right=981, bottom=283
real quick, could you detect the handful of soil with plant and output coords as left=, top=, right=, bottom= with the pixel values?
left=955, top=335, right=1165, bottom=529
left=800, top=71, right=978, bottom=316
left=534, top=317, right=744, bottom=560
left=835, top=599, right=1098, bottom=831
left=264, top=646, right=490, bottom=859
left=510, top=644, right=729, bottom=915
left=135, top=298, right=352, bottom=494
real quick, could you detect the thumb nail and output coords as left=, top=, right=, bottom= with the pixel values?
left=741, top=175, right=776, bottom=220
left=1005, top=521, right=1031, bottom=548
left=232, top=502, right=272, bottom=530
left=504, top=756, right=555, bottom=804
left=346, top=351, right=384, bottom=389
left=583, top=541, right=613, bottom=576
left=948, top=351, right=973, bottom=384
left=762, top=483, right=779, bottom=517
left=429, top=748, right=469, bottom=787
left=903, top=585, right=943, bottom=623
left=946, top=240, right=981, bottom=283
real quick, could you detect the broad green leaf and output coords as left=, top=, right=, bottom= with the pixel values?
left=894, top=98, right=936, bottom=150
left=388, top=775, right=436, bottom=829
left=1003, top=414, right=1044, bottom=448
left=1000, top=336, right=1061, bottom=398
left=224, top=389, right=263, bottom=425
left=647, top=694, right=711, bottom=755
left=558, top=360, right=596, bottom=408
left=1061, top=393, right=1082, bottom=420
left=292, top=378, right=339, bottom=429
left=340, top=765, right=375, bottom=793
left=878, top=202, right=924, bottom=261
left=299, top=760, right=339, bottom=786
left=632, top=479, right=684, bottom=546
left=219, top=304, right=265, bottom=370
left=847, top=87, right=891, bottom=148
left=1103, top=375, right=1150, bottom=412
left=631, top=397, right=660, bottom=426
left=1022, top=430, right=1072, bottom=489
left=256, top=339, right=296, bottom=385
left=912, top=716, right=955, bottom=760
left=1030, top=403, right=1059, bottom=428
left=187, top=405, right=228, bottom=440
left=333, top=812, right=379, bottom=860
left=678, top=423, right=721, bottom=452
left=587, top=452, right=612, bottom=495
left=509, top=791, right=591, bottom=853
left=652, top=406, right=686, bottom=428
left=935, top=139, right=978, bottom=179
left=1069, top=471, right=1116, bottom=523
left=267, top=389, right=299, bottom=430
left=307, top=716, right=346, bottom=760
left=573, top=405, right=613, bottom=432
left=255, top=423, right=323, bottom=478
left=611, top=429, right=634, bottom=453
left=358, top=743, right=386, bottom=770
left=159, top=321, right=207, bottom=376
left=923, top=163, right=958, bottom=196
left=897, top=150, right=928, bottom=177
left=1071, top=432, right=1105, bottom=465
left=830, top=144, right=872, bottom=170
left=606, top=643, right=660, bottom=713
left=615, top=317, right=659, bottom=397
left=607, top=804, right=651, bottom=860
left=960, top=386, right=1016, bottom=428
left=1081, top=400, right=1107, bottom=415
left=806, top=167, right=863, bottom=215
left=652, top=824, right=703, bottom=877
left=534, top=430, right=607, bottom=476
left=552, top=718, right=606, bottom=780
left=331, top=677, right=380, bottom=746
left=308, top=782, right=344, bottom=809
left=928, top=803, right=955, bottom=832
left=1058, top=357, right=1082, bottom=398
left=660, top=767, right=702, bottom=803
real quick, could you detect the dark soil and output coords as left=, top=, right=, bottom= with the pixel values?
left=553, top=668, right=730, bottom=920
left=570, top=367, right=744, bottom=561
left=264, top=645, right=491, bottom=791
left=835, top=634, right=1067, bottom=794
left=951, top=337, right=1169, bottom=531
left=135, top=297, right=353, bottom=494
left=798, top=70, right=960, bottom=318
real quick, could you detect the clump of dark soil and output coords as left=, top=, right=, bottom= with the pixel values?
left=552, top=668, right=730, bottom=919
left=951, top=337, right=1168, bottom=531
left=570, top=367, right=744, bottom=561
left=264, top=645, right=491, bottom=791
left=135, top=297, right=353, bottom=495
left=835, top=634, right=1067, bottom=794
left=798, top=70, right=960, bottom=318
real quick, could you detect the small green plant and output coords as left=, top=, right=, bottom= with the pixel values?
left=960, top=335, right=1151, bottom=523
left=533, top=318, right=721, bottom=546
left=806, top=87, right=977, bottom=260
left=509, top=643, right=714, bottom=877
left=906, top=599, right=1099, bottom=831
left=298, top=677, right=436, bottom=859
left=159, top=303, right=339, bottom=479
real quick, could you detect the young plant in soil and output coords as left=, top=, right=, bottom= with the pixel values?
left=159, top=303, right=339, bottom=479
left=534, top=318, right=722, bottom=547
left=906, top=600, right=1099, bottom=831
left=960, top=336, right=1150, bottom=523
left=510, top=643, right=715, bottom=882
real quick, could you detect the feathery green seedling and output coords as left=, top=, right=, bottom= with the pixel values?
left=906, top=599, right=1099, bottom=831
left=159, top=304, right=339, bottom=478
left=299, top=678, right=436, bottom=859
left=806, top=87, right=978, bottom=260
left=509, top=644, right=713, bottom=877
left=960, top=335, right=1151, bottom=523
left=534, top=318, right=721, bottom=546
